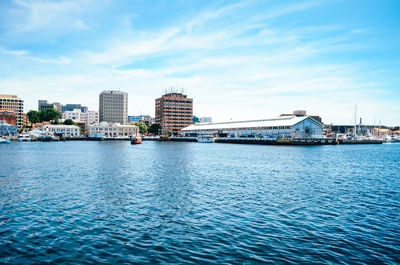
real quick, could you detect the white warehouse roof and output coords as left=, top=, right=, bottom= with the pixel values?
left=182, top=116, right=321, bottom=131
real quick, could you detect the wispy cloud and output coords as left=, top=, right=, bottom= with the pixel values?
left=6, top=0, right=91, bottom=33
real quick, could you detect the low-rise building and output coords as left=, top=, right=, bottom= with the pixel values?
left=0, top=120, right=17, bottom=136
left=62, top=109, right=81, bottom=120
left=42, top=124, right=80, bottom=138
left=128, top=115, right=155, bottom=126
left=88, top=122, right=138, bottom=138
left=0, top=110, right=17, bottom=126
left=181, top=116, right=323, bottom=139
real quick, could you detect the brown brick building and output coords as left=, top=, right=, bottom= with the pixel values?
left=155, top=92, right=193, bottom=135
left=0, top=110, right=17, bottom=126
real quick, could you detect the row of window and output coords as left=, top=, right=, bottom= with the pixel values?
left=0, top=99, right=23, bottom=102
left=162, top=100, right=192, bottom=103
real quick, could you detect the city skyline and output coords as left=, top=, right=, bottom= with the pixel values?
left=1, top=1, right=399, bottom=125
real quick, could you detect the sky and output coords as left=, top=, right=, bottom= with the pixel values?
left=0, top=0, right=399, bottom=125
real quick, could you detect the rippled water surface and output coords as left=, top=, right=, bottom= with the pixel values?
left=0, top=141, right=399, bottom=264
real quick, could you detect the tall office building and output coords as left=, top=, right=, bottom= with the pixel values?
left=99, top=90, right=128, bottom=124
left=155, top=92, right=193, bottom=135
left=0, top=94, right=24, bottom=128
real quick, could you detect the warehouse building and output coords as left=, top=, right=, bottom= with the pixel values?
left=181, top=116, right=323, bottom=139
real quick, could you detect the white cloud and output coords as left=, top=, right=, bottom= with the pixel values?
left=8, top=0, right=91, bottom=32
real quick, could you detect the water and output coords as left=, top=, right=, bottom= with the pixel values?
left=0, top=141, right=399, bottom=264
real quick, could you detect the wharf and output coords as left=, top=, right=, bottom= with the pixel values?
left=215, top=137, right=336, bottom=145
left=338, top=139, right=383, bottom=144
left=168, top=137, right=383, bottom=145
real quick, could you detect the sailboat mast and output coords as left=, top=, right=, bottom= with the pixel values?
left=354, top=103, right=357, bottom=136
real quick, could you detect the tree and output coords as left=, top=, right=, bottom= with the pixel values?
left=63, top=119, right=77, bottom=125
left=134, top=122, right=148, bottom=134
left=27, top=110, right=41, bottom=124
left=40, top=108, right=61, bottom=122
left=148, top=123, right=160, bottom=135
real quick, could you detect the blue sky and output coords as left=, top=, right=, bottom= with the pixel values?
left=0, top=0, right=399, bottom=125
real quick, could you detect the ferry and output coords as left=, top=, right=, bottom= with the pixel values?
left=131, top=132, right=142, bottom=144
left=18, top=132, right=31, bottom=142
left=196, top=135, right=215, bottom=143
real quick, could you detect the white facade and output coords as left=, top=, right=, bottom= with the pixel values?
left=81, top=110, right=99, bottom=125
left=42, top=125, right=80, bottom=137
left=62, top=109, right=81, bottom=120
left=181, top=116, right=323, bottom=139
left=88, top=122, right=138, bottom=137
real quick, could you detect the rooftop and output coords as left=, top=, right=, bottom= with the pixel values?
left=182, top=116, right=321, bottom=131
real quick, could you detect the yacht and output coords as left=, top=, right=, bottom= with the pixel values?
left=18, top=132, right=31, bottom=142
left=196, top=135, right=215, bottom=143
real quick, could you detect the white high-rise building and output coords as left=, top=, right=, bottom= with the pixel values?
left=99, top=90, right=128, bottom=125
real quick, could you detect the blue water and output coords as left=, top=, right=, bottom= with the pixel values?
left=0, top=141, right=399, bottom=264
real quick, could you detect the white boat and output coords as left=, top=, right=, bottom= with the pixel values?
left=384, top=135, right=400, bottom=143
left=196, top=135, right=215, bottom=143
left=0, top=137, right=10, bottom=144
left=18, top=132, right=31, bottom=142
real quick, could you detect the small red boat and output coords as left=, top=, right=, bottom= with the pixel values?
left=131, top=132, right=142, bottom=144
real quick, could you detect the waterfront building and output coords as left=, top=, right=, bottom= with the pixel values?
left=0, top=110, right=17, bottom=126
left=0, top=94, right=24, bottom=128
left=128, top=115, right=155, bottom=126
left=38, top=100, right=62, bottom=113
left=88, top=122, right=138, bottom=138
left=181, top=115, right=323, bottom=139
left=62, top=109, right=81, bottom=120
left=0, top=120, right=17, bottom=136
left=99, top=90, right=128, bottom=125
left=155, top=92, right=193, bottom=135
left=62, top=104, right=88, bottom=113
left=199, top=117, right=212, bottom=123
left=42, top=124, right=80, bottom=138
left=330, top=124, right=387, bottom=135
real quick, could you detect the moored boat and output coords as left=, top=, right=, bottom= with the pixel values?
left=0, top=137, right=10, bottom=144
left=196, top=135, right=215, bottom=143
left=18, top=132, right=31, bottom=142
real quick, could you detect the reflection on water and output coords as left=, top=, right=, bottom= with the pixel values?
left=0, top=141, right=399, bottom=264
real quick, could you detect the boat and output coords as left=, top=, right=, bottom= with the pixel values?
left=196, top=135, right=215, bottom=143
left=18, top=132, right=31, bottom=142
left=131, top=132, right=142, bottom=144
left=0, top=137, right=10, bottom=144
left=384, top=135, right=400, bottom=143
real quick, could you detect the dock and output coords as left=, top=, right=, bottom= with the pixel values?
left=166, top=137, right=383, bottom=145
